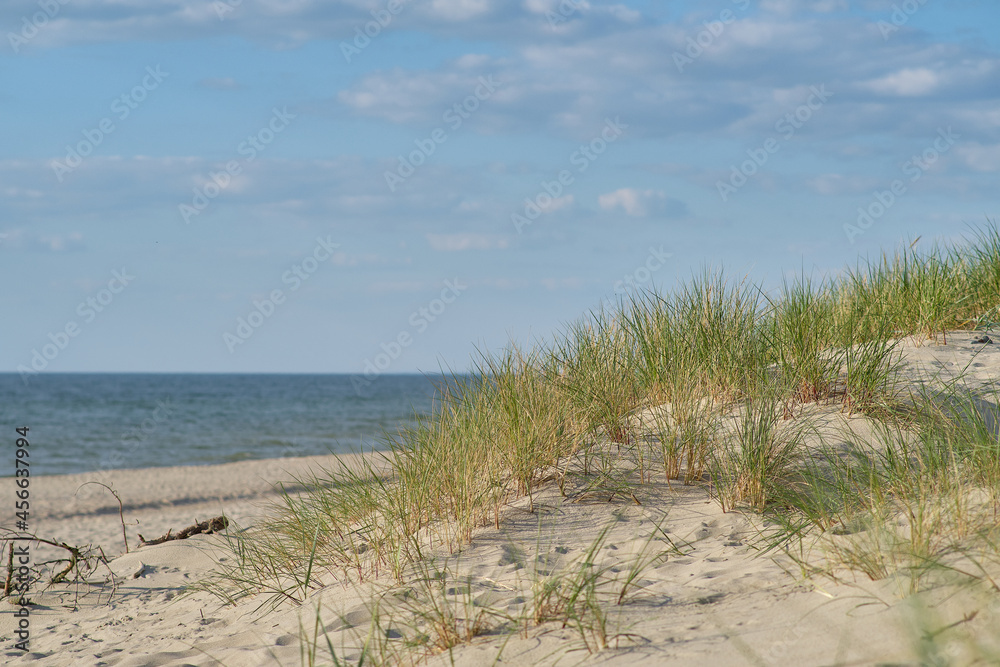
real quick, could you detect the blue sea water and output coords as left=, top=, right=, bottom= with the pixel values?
left=0, top=373, right=444, bottom=476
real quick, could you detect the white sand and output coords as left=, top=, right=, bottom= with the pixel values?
left=2, top=332, right=999, bottom=665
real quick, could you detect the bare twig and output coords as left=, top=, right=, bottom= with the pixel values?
left=0, top=530, right=100, bottom=589
left=78, top=482, right=129, bottom=553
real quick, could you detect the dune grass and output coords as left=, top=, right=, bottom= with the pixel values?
left=289, top=517, right=673, bottom=666
left=199, top=222, right=1000, bottom=662
left=765, top=385, right=1000, bottom=595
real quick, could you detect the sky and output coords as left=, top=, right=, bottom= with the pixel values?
left=1, top=0, right=999, bottom=377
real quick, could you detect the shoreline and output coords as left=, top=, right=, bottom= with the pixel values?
left=30, top=451, right=382, bottom=521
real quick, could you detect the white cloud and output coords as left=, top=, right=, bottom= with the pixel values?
left=598, top=188, right=669, bottom=217
left=862, top=67, right=940, bottom=97
left=0, top=0, right=648, bottom=52
left=331, top=15, right=997, bottom=145
left=539, top=194, right=574, bottom=213
left=1, top=187, right=42, bottom=198
left=761, top=0, right=847, bottom=14
left=524, top=0, right=592, bottom=13
left=428, top=0, right=490, bottom=21
left=0, top=229, right=85, bottom=252
left=426, top=233, right=510, bottom=251
left=956, top=143, right=1000, bottom=173
left=482, top=277, right=531, bottom=289
left=805, top=173, right=880, bottom=196
left=541, top=276, right=583, bottom=290
left=38, top=232, right=84, bottom=252
left=607, top=4, right=640, bottom=22
left=368, top=280, right=427, bottom=294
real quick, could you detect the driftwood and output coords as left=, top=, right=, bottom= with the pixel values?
left=0, top=532, right=114, bottom=598
left=138, top=516, right=229, bottom=547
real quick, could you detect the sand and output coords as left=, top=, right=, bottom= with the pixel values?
left=2, top=332, right=1000, bottom=665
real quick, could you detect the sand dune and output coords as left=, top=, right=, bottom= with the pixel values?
left=3, top=334, right=1000, bottom=665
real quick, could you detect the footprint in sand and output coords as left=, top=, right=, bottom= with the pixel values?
left=694, top=521, right=715, bottom=540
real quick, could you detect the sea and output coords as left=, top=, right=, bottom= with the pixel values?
left=0, top=373, right=445, bottom=477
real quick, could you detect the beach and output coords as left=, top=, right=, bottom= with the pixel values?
left=0, top=450, right=915, bottom=666
left=3, top=334, right=1000, bottom=665
left=6, top=3, right=998, bottom=664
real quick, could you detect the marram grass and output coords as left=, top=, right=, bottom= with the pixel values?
left=198, top=222, right=1000, bottom=664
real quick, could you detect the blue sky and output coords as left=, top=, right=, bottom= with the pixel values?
left=2, top=0, right=998, bottom=376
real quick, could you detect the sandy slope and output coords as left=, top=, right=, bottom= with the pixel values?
left=2, top=332, right=1000, bottom=666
